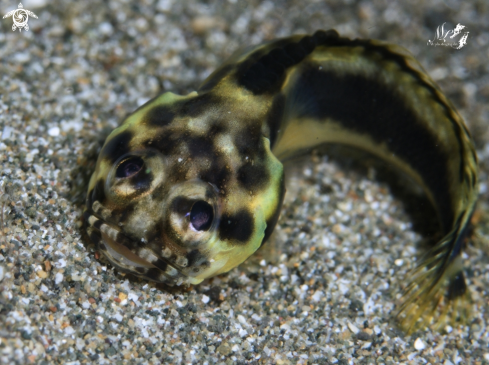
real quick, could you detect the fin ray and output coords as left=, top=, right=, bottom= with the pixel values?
left=397, top=210, right=473, bottom=332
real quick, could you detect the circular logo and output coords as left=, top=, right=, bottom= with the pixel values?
left=3, top=3, right=38, bottom=32
left=12, top=9, right=28, bottom=29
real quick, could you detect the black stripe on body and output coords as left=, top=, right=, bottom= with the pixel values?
left=317, top=36, right=467, bottom=186
left=266, top=94, right=286, bottom=148
left=236, top=30, right=340, bottom=95
left=289, top=66, right=455, bottom=231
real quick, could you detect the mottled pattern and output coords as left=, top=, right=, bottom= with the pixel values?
left=85, top=30, right=478, bottom=331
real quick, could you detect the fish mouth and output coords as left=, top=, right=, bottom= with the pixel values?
left=83, top=210, right=189, bottom=286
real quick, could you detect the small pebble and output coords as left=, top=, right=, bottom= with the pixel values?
left=36, top=270, right=48, bottom=279
left=48, top=127, right=60, bottom=137
left=347, top=322, right=360, bottom=334
left=414, top=338, right=426, bottom=350
left=55, top=273, right=64, bottom=285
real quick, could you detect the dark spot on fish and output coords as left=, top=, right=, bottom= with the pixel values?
left=102, top=130, right=134, bottom=164
left=187, top=249, right=206, bottom=267
left=237, top=163, right=270, bottom=191
left=219, top=209, right=254, bottom=243
left=201, top=162, right=231, bottom=191
left=179, top=93, right=218, bottom=118
left=153, top=132, right=180, bottom=156
left=208, top=121, right=226, bottom=136
left=145, top=106, right=175, bottom=127
left=187, top=136, right=216, bottom=159
left=234, top=124, right=265, bottom=161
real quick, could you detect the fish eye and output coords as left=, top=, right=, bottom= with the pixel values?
left=189, top=200, right=214, bottom=232
left=116, top=156, right=144, bottom=178
left=165, top=180, right=220, bottom=247
left=105, top=149, right=165, bottom=203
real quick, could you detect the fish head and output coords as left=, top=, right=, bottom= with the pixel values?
left=84, top=91, right=284, bottom=286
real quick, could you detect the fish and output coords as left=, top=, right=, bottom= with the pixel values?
left=84, top=30, right=478, bottom=331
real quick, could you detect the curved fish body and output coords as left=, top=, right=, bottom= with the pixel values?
left=85, top=30, right=478, bottom=330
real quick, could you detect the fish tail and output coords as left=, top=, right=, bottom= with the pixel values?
left=397, top=209, right=473, bottom=333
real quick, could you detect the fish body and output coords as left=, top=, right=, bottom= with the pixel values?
left=85, top=30, right=478, bottom=330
